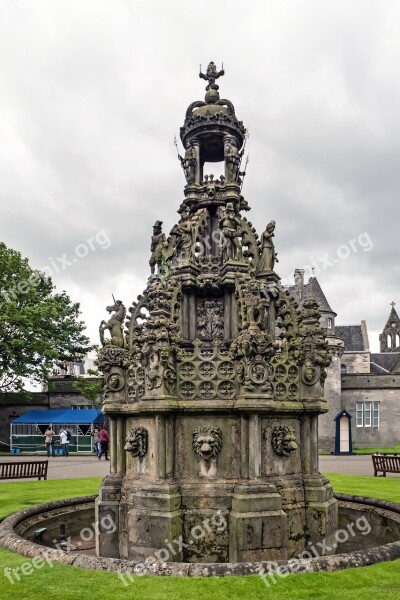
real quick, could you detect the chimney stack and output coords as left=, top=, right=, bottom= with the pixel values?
left=294, top=269, right=305, bottom=296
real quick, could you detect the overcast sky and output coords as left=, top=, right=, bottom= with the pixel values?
left=1, top=0, right=399, bottom=353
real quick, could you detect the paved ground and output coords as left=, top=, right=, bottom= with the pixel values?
left=0, top=454, right=110, bottom=481
left=320, top=454, right=400, bottom=478
left=1, top=453, right=399, bottom=481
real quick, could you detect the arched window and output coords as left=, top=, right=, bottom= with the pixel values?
left=388, top=334, right=392, bottom=348
left=340, top=364, right=347, bottom=374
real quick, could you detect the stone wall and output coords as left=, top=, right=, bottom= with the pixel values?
left=0, top=394, right=48, bottom=449
left=341, top=352, right=370, bottom=374
left=318, top=353, right=342, bottom=452
left=341, top=374, right=400, bottom=448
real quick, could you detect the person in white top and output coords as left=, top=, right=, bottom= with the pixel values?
left=59, top=427, right=69, bottom=457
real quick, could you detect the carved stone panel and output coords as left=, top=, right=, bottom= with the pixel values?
left=196, top=299, right=224, bottom=342
left=176, top=341, right=238, bottom=400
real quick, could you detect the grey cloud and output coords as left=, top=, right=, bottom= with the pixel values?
left=1, top=0, right=399, bottom=352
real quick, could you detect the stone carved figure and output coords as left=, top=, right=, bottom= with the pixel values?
left=124, top=427, right=148, bottom=458
left=197, top=299, right=224, bottom=342
left=272, top=425, right=298, bottom=457
left=170, top=208, right=193, bottom=264
left=258, top=220, right=278, bottom=272
left=99, top=300, right=126, bottom=348
left=106, top=373, right=124, bottom=392
left=243, top=282, right=270, bottom=329
left=146, top=351, right=162, bottom=391
left=298, top=299, right=331, bottom=384
left=192, top=425, right=222, bottom=460
left=224, top=136, right=242, bottom=182
left=199, top=61, right=225, bottom=91
left=302, top=365, right=318, bottom=385
left=249, top=361, right=269, bottom=384
left=218, top=203, right=242, bottom=261
left=149, top=221, right=166, bottom=275
left=179, top=144, right=197, bottom=184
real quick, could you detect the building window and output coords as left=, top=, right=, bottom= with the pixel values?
left=356, top=402, right=363, bottom=427
left=364, top=401, right=372, bottom=427
left=356, top=401, right=379, bottom=429
left=327, top=318, right=333, bottom=329
left=373, top=402, right=380, bottom=428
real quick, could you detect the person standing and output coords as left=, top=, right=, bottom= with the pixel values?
left=44, top=425, right=55, bottom=457
left=92, top=427, right=100, bottom=457
left=98, top=426, right=109, bottom=461
left=59, top=426, right=69, bottom=457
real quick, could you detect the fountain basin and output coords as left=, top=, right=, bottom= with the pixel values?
left=1, top=493, right=400, bottom=576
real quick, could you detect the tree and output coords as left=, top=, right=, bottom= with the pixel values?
left=0, top=242, right=92, bottom=393
left=72, top=371, right=103, bottom=406
left=72, top=348, right=103, bottom=406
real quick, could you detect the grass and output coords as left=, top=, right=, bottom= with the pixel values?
left=353, top=445, right=400, bottom=455
left=0, top=476, right=399, bottom=600
left=0, top=478, right=101, bottom=520
left=325, top=473, right=400, bottom=503
left=319, top=444, right=400, bottom=456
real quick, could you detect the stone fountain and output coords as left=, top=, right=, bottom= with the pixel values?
left=95, top=62, right=338, bottom=563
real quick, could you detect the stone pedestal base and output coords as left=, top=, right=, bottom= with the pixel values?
left=229, top=484, right=287, bottom=561
left=122, top=484, right=182, bottom=562
left=95, top=474, right=123, bottom=558
left=304, top=474, right=338, bottom=555
left=180, top=483, right=232, bottom=562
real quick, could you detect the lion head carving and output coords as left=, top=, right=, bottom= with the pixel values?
left=124, top=427, right=148, bottom=458
left=272, top=425, right=298, bottom=457
left=192, top=426, right=222, bottom=461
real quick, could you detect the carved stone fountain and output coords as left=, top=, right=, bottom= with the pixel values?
left=96, top=63, right=338, bottom=563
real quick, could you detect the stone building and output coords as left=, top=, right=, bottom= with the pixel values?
left=290, top=274, right=400, bottom=451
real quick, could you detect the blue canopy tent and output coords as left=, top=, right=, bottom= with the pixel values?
left=11, top=409, right=104, bottom=454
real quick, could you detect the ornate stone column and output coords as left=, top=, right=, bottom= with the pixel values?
left=191, top=138, right=201, bottom=184
left=110, top=417, right=117, bottom=474
left=117, top=417, right=126, bottom=474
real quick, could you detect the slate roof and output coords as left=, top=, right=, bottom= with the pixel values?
left=303, top=277, right=336, bottom=314
left=335, top=325, right=368, bottom=352
left=370, top=353, right=400, bottom=374
left=286, top=277, right=336, bottom=315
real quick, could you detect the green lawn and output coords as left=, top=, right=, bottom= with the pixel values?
left=326, top=473, right=400, bottom=503
left=353, top=444, right=400, bottom=455
left=320, top=444, right=400, bottom=456
left=0, top=477, right=101, bottom=520
left=0, top=476, right=400, bottom=600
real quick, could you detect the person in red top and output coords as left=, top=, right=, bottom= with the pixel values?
left=98, top=426, right=109, bottom=461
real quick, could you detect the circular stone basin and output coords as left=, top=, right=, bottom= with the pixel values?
left=1, top=493, right=400, bottom=577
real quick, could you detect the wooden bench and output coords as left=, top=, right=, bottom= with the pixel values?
left=372, top=454, right=400, bottom=477
left=0, top=460, right=48, bottom=481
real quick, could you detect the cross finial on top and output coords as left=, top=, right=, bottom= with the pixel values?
left=391, top=301, right=396, bottom=309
